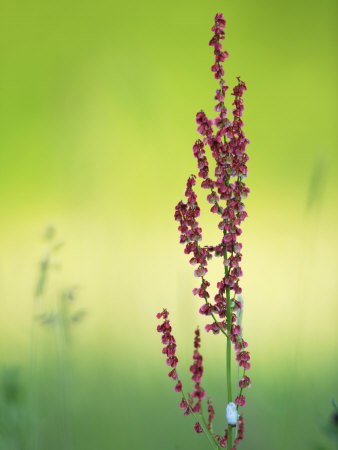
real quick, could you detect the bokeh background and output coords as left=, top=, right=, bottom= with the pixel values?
left=0, top=0, right=337, bottom=449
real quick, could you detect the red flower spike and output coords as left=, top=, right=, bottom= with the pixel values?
left=234, top=416, right=245, bottom=446
left=156, top=310, right=181, bottom=385
left=207, top=398, right=215, bottom=430
left=189, top=328, right=207, bottom=412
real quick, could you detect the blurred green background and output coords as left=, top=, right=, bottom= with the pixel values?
left=0, top=0, right=337, bottom=448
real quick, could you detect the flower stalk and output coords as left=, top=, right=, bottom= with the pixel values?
left=156, top=13, right=252, bottom=449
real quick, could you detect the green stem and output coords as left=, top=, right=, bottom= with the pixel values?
left=228, top=425, right=233, bottom=449
left=207, top=185, right=236, bottom=446
left=177, top=379, right=218, bottom=450
left=210, top=311, right=228, bottom=338
left=200, top=403, right=220, bottom=449
left=226, top=282, right=233, bottom=447
left=212, top=76, right=243, bottom=449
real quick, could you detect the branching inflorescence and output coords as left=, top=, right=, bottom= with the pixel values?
left=156, top=13, right=251, bottom=449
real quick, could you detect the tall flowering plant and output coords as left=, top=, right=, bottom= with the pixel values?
left=156, top=13, right=251, bottom=449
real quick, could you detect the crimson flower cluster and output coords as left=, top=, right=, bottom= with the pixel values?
left=190, top=328, right=206, bottom=413
left=157, top=310, right=213, bottom=436
left=157, top=12, right=252, bottom=449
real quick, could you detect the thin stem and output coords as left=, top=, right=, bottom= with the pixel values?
left=177, top=377, right=219, bottom=450
left=210, top=310, right=228, bottom=338
left=236, top=369, right=246, bottom=412
left=218, top=99, right=234, bottom=445
left=200, top=403, right=220, bottom=449
left=226, top=281, right=233, bottom=447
